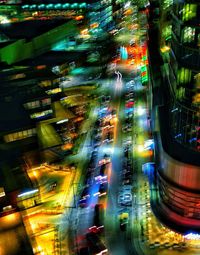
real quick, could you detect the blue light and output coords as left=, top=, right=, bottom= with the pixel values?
left=125, top=108, right=133, bottom=114
left=171, top=108, right=178, bottom=113
left=142, top=162, right=155, bottom=174
left=144, top=139, right=154, bottom=150
left=18, top=189, right=39, bottom=198
left=189, top=137, right=197, bottom=143
left=120, top=46, right=128, bottom=60
left=184, top=232, right=200, bottom=240
left=174, top=133, right=182, bottom=138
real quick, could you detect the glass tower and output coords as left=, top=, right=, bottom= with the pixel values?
left=154, top=0, right=200, bottom=230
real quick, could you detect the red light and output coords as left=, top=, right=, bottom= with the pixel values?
left=36, top=65, right=46, bottom=70
left=141, top=71, right=147, bottom=77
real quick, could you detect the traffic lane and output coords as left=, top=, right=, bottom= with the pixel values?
left=121, top=68, right=149, bottom=255
left=105, top=140, right=133, bottom=255
left=129, top=73, right=157, bottom=255
left=105, top=75, right=135, bottom=255
left=75, top=97, right=117, bottom=250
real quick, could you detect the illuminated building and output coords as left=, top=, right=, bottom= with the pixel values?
left=152, top=0, right=200, bottom=231
left=19, top=0, right=114, bottom=32
left=0, top=19, right=81, bottom=201
left=88, top=0, right=114, bottom=31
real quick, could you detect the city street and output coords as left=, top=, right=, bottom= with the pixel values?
left=2, top=2, right=200, bottom=255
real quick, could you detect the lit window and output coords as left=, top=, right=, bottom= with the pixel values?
left=182, top=4, right=197, bottom=21
left=183, top=27, right=195, bottom=43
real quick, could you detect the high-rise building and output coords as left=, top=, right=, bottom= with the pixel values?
left=152, top=0, right=200, bottom=231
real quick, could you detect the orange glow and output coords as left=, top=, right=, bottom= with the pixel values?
left=69, top=133, right=78, bottom=139
left=75, top=15, right=84, bottom=21
left=124, top=9, right=133, bottom=15
left=81, top=29, right=88, bottom=35
left=113, top=58, right=120, bottom=64
left=142, top=150, right=153, bottom=158
left=36, top=65, right=46, bottom=70
left=107, top=163, right=112, bottom=184
left=90, top=22, right=99, bottom=29
left=74, top=117, right=84, bottom=122
left=3, top=213, right=18, bottom=223
left=62, top=143, right=73, bottom=150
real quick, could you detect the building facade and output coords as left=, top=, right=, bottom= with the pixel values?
left=154, top=0, right=200, bottom=230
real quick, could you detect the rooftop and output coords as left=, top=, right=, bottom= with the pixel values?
left=18, top=50, right=88, bottom=67
left=0, top=19, right=68, bottom=40
left=0, top=94, right=33, bottom=133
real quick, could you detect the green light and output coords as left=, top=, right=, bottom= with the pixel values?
left=22, top=5, right=29, bottom=9
left=140, top=65, right=147, bottom=72
left=55, top=3, right=62, bottom=8
left=38, top=4, right=45, bottom=9
left=30, top=4, right=37, bottom=9
left=71, top=3, right=78, bottom=8
left=142, top=55, right=147, bottom=61
left=142, top=78, right=148, bottom=83
left=80, top=3, right=87, bottom=8
left=63, top=3, right=69, bottom=8
left=165, top=35, right=171, bottom=41
left=47, top=4, right=53, bottom=9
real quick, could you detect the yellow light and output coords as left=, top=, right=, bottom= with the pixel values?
left=113, top=117, right=118, bottom=122
left=33, top=171, right=38, bottom=177
left=160, top=46, right=170, bottom=53
left=75, top=15, right=84, bottom=21
left=90, top=22, right=99, bottom=29
left=137, top=145, right=144, bottom=153
left=81, top=29, right=88, bottom=35
left=37, top=246, right=42, bottom=252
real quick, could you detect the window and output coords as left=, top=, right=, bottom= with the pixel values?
left=177, top=68, right=192, bottom=85
left=183, top=27, right=195, bottom=43
left=182, top=4, right=197, bottom=21
left=30, top=109, right=53, bottom=119
left=163, top=0, right=173, bottom=9
left=41, top=98, right=51, bottom=106
left=4, top=128, right=36, bottom=143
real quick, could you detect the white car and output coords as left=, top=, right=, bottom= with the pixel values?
left=118, top=189, right=132, bottom=206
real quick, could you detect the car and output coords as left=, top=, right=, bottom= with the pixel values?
left=79, top=186, right=90, bottom=207
left=90, top=150, right=98, bottom=161
left=95, top=164, right=108, bottom=182
left=78, top=197, right=89, bottom=208
left=106, top=132, right=114, bottom=142
left=100, top=164, right=107, bottom=175
left=86, top=167, right=95, bottom=179
left=122, top=172, right=133, bottom=179
left=98, top=154, right=110, bottom=166
left=123, top=193, right=132, bottom=205
left=98, top=183, right=108, bottom=197
left=122, top=177, right=133, bottom=185
left=89, top=204, right=105, bottom=233
left=119, top=212, right=129, bottom=231
left=94, top=140, right=101, bottom=148
left=94, top=175, right=108, bottom=184
left=122, top=169, right=132, bottom=176
left=85, top=177, right=93, bottom=186
left=118, top=189, right=132, bottom=206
